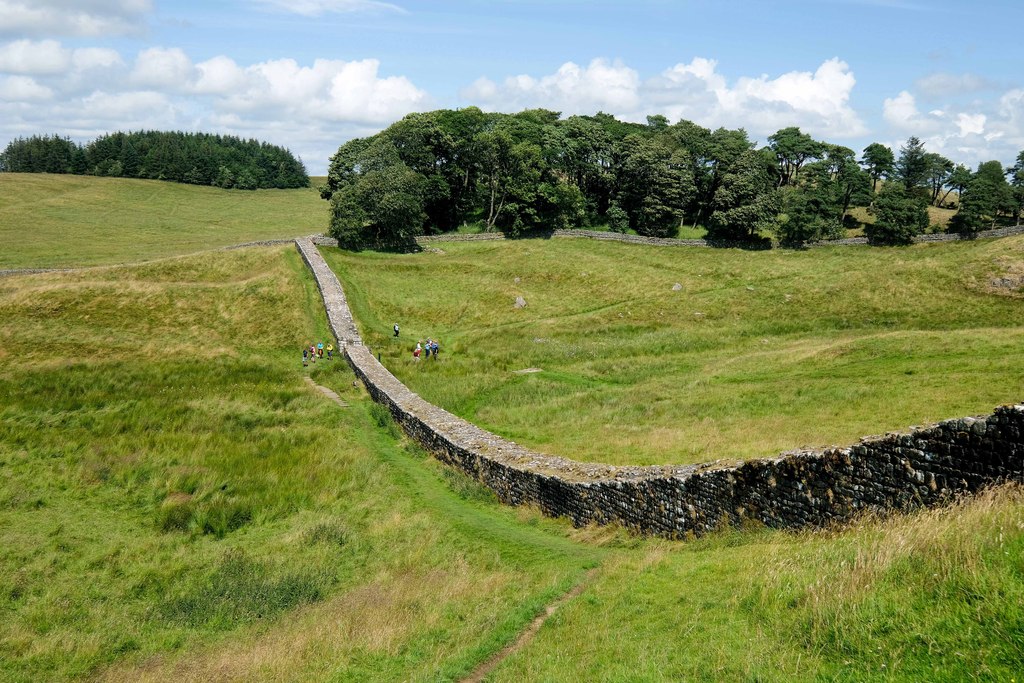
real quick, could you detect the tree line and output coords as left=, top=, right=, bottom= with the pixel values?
left=0, top=131, right=309, bottom=190
left=321, top=108, right=1024, bottom=249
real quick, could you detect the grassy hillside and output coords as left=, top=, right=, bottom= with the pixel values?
left=0, top=247, right=601, bottom=681
left=2, top=248, right=1022, bottom=681
left=2, top=177, right=1022, bottom=680
left=0, top=173, right=327, bottom=268
left=325, top=236, right=1024, bottom=465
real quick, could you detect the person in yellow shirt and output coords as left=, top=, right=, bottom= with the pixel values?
left=326, top=342, right=334, bottom=360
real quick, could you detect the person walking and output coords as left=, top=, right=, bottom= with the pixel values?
left=310, top=344, right=317, bottom=363
left=413, top=341, right=422, bottom=361
left=431, top=339, right=439, bottom=359
left=317, top=342, right=324, bottom=359
left=425, top=339, right=433, bottom=359
left=302, top=346, right=308, bottom=367
left=393, top=323, right=400, bottom=338
left=326, top=342, right=334, bottom=360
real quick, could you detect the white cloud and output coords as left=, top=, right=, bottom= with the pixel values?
left=72, top=47, right=123, bottom=71
left=79, top=89, right=176, bottom=123
left=0, top=41, right=429, bottom=173
left=130, top=47, right=194, bottom=90
left=463, top=59, right=641, bottom=115
left=0, top=39, right=69, bottom=75
left=882, top=88, right=1024, bottom=167
left=462, top=56, right=868, bottom=139
left=883, top=90, right=943, bottom=134
left=0, top=0, right=152, bottom=37
left=0, top=75, right=53, bottom=101
left=249, top=0, right=403, bottom=16
left=914, top=72, right=994, bottom=99
left=194, top=56, right=248, bottom=96
left=0, top=40, right=124, bottom=81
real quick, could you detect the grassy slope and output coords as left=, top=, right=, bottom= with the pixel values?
left=1, top=176, right=1022, bottom=681
left=495, top=488, right=1024, bottom=682
left=325, top=236, right=1024, bottom=466
left=0, top=173, right=327, bottom=268
left=0, top=247, right=600, bottom=682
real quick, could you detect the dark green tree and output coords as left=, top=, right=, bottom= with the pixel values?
left=612, top=134, right=693, bottom=237
left=865, top=184, right=928, bottom=245
left=327, top=139, right=427, bottom=249
left=923, top=152, right=954, bottom=206
left=860, top=142, right=895, bottom=193
left=767, top=127, right=823, bottom=187
left=950, top=160, right=1013, bottom=235
left=937, top=164, right=971, bottom=208
left=895, top=136, right=930, bottom=193
left=1007, top=151, right=1024, bottom=224
left=706, top=149, right=780, bottom=243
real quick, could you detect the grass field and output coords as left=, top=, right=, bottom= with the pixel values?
left=0, top=247, right=602, bottom=681
left=325, top=236, right=1024, bottom=466
left=2, top=175, right=1023, bottom=681
left=0, top=173, right=327, bottom=268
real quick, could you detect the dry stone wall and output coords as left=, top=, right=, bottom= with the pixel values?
left=295, top=236, right=1024, bottom=537
left=413, top=225, right=1024, bottom=249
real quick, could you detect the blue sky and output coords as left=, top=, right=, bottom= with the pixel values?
left=1, top=0, right=1022, bottom=173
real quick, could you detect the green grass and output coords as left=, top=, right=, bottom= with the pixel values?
left=0, top=247, right=601, bottom=682
left=0, top=173, right=328, bottom=268
left=492, top=488, right=1024, bottom=682
left=323, top=235, right=1024, bottom=465
left=2, top=176, right=1023, bottom=680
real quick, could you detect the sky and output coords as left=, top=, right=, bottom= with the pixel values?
left=1, top=0, right=1022, bottom=175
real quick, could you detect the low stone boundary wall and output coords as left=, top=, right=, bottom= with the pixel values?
left=295, top=236, right=1024, bottom=537
left=412, top=225, right=1024, bottom=249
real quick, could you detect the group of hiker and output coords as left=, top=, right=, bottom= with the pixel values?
left=395, top=323, right=441, bottom=362
left=302, top=325, right=441, bottom=368
left=413, top=338, right=440, bottom=361
left=302, top=341, right=334, bottom=366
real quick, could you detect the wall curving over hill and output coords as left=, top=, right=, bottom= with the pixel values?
left=295, top=236, right=1024, bottom=538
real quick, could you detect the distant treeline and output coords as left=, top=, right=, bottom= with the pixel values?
left=0, top=131, right=309, bottom=190
left=322, top=108, right=1024, bottom=248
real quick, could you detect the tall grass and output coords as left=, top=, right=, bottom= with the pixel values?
left=0, top=247, right=601, bottom=682
left=324, top=235, right=1024, bottom=465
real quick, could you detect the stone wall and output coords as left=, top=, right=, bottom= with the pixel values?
left=412, top=225, right=1024, bottom=249
left=295, top=236, right=1024, bottom=537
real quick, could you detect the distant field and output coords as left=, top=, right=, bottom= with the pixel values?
left=0, top=173, right=327, bottom=268
left=325, top=236, right=1024, bottom=466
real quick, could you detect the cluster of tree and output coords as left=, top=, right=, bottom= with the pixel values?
left=322, top=108, right=1024, bottom=249
left=860, top=137, right=1024, bottom=243
left=0, top=131, right=308, bottom=190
